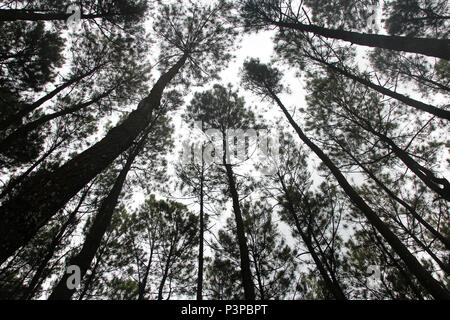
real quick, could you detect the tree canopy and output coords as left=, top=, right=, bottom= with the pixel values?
left=0, top=0, right=448, bottom=301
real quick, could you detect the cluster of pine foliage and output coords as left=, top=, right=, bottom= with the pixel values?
left=0, top=0, right=448, bottom=300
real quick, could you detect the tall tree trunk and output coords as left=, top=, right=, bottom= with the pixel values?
left=273, top=20, right=450, bottom=60
left=267, top=87, right=450, bottom=299
left=78, top=239, right=109, bottom=301
left=0, top=66, right=102, bottom=131
left=138, top=242, right=155, bottom=300
left=48, top=125, right=152, bottom=300
left=373, top=231, right=425, bottom=300
left=251, top=254, right=265, bottom=300
left=222, top=134, right=256, bottom=300
left=0, top=87, right=116, bottom=153
left=196, top=146, right=205, bottom=301
left=0, top=55, right=187, bottom=264
left=308, top=55, right=450, bottom=121
left=278, top=175, right=347, bottom=300
left=158, top=240, right=175, bottom=300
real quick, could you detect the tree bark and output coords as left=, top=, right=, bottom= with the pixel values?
left=310, top=56, right=450, bottom=121
left=267, top=87, right=450, bottom=299
left=196, top=146, right=205, bottom=301
left=274, top=20, right=450, bottom=60
left=222, top=134, right=256, bottom=300
left=0, top=55, right=187, bottom=264
left=48, top=133, right=144, bottom=300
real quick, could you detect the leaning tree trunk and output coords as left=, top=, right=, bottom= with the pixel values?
left=278, top=175, right=347, bottom=300
left=138, top=242, right=155, bottom=300
left=0, top=87, right=116, bottom=153
left=158, top=240, right=175, bottom=301
left=0, top=66, right=102, bottom=131
left=21, top=188, right=89, bottom=300
left=0, top=54, right=187, bottom=265
left=267, top=87, right=450, bottom=300
left=273, top=20, right=450, bottom=60
left=48, top=129, right=148, bottom=300
left=308, top=56, right=450, bottom=121
left=353, top=118, right=450, bottom=201
left=334, top=137, right=450, bottom=251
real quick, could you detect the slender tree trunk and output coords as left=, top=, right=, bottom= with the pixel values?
left=48, top=126, right=152, bottom=300
left=0, top=87, right=115, bottom=153
left=0, top=139, right=64, bottom=199
left=273, top=20, right=450, bottom=60
left=0, top=67, right=101, bottom=131
left=267, top=87, right=450, bottom=299
left=309, top=56, right=450, bottom=121
left=0, top=55, right=187, bottom=264
left=138, top=242, right=155, bottom=300
left=359, top=121, right=450, bottom=201
left=251, top=254, right=265, bottom=300
left=311, top=228, right=346, bottom=298
left=78, top=240, right=108, bottom=301
left=158, top=241, right=175, bottom=300
left=21, top=189, right=88, bottom=299
left=333, top=137, right=450, bottom=250
left=411, top=74, right=450, bottom=93
left=278, top=175, right=347, bottom=300
left=222, top=134, right=255, bottom=300
left=374, top=232, right=425, bottom=300
left=196, top=146, right=205, bottom=301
